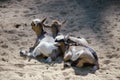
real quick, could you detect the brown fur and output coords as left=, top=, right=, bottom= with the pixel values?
left=59, top=42, right=67, bottom=55
left=45, top=20, right=66, bottom=38
left=50, top=21, right=62, bottom=38
left=32, top=23, right=44, bottom=37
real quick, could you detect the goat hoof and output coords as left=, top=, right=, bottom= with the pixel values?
left=64, top=63, right=71, bottom=68
left=45, top=57, right=52, bottom=63
left=20, top=49, right=27, bottom=57
left=92, top=66, right=99, bottom=71
left=28, top=57, right=32, bottom=62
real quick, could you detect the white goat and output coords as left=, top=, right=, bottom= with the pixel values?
left=20, top=18, right=67, bottom=62
left=23, top=19, right=66, bottom=62
left=27, top=41, right=59, bottom=62
left=55, top=34, right=99, bottom=70
left=64, top=46, right=99, bottom=70
left=32, top=18, right=66, bottom=47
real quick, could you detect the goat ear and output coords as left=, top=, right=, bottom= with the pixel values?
left=31, top=22, right=34, bottom=26
left=62, top=20, right=66, bottom=25
left=41, top=17, right=47, bottom=23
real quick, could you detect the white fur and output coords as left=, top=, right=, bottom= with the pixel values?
left=71, top=50, right=84, bottom=61
left=69, top=36, right=88, bottom=47
left=29, top=41, right=58, bottom=57
left=55, top=35, right=64, bottom=41
left=55, top=35, right=89, bottom=47
left=64, top=47, right=97, bottom=65
left=32, top=19, right=42, bottom=26
left=64, top=46, right=84, bottom=61
left=30, top=19, right=62, bottom=59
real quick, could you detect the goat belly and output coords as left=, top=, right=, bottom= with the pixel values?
left=38, top=42, right=58, bottom=57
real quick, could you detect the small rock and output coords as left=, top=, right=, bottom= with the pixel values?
left=116, top=48, right=119, bottom=51
left=1, top=52, right=7, bottom=56
left=24, top=23, right=27, bottom=26
left=1, top=58, right=8, bottom=62
left=14, top=24, right=21, bottom=28
left=1, top=44, right=8, bottom=48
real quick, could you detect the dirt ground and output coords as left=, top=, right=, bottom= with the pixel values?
left=0, top=0, right=120, bottom=80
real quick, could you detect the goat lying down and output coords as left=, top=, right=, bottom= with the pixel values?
left=63, top=46, right=99, bottom=70
left=28, top=19, right=67, bottom=62
left=31, top=18, right=66, bottom=48
left=20, top=18, right=66, bottom=62
left=27, top=41, right=60, bottom=63
left=20, top=35, right=59, bottom=63
left=55, top=34, right=99, bottom=70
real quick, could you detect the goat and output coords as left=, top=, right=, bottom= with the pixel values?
left=55, top=34, right=99, bottom=70
left=28, top=20, right=66, bottom=60
left=21, top=19, right=66, bottom=62
left=31, top=17, right=47, bottom=48
left=55, top=34, right=89, bottom=55
left=20, top=18, right=66, bottom=62
left=64, top=46, right=99, bottom=70
left=19, top=18, right=47, bottom=56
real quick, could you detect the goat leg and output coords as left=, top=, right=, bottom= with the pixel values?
left=45, top=57, right=52, bottom=63
left=62, top=61, right=71, bottom=70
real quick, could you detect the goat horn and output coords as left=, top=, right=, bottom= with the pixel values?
left=41, top=17, right=47, bottom=23
left=62, top=20, right=66, bottom=25
left=65, top=33, right=70, bottom=39
left=43, top=24, right=51, bottom=28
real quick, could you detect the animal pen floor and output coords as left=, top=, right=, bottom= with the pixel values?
left=0, top=0, right=120, bottom=80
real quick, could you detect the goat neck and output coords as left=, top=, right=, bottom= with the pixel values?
left=59, top=42, right=69, bottom=55
left=36, top=28, right=46, bottom=38
left=51, top=24, right=60, bottom=38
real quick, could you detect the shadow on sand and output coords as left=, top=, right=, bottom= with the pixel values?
left=0, top=0, right=10, bottom=2
left=20, top=48, right=98, bottom=76
left=72, top=66, right=97, bottom=76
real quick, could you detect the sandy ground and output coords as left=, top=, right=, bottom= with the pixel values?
left=0, top=0, right=120, bottom=80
